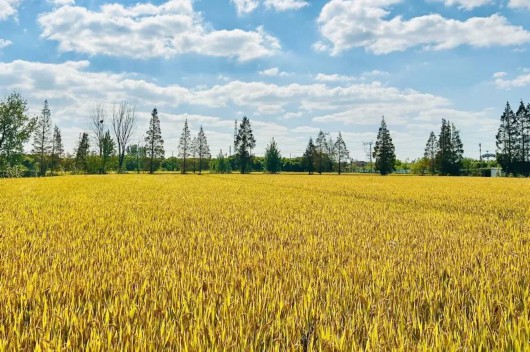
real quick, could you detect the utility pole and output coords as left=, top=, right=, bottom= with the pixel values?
left=479, top=143, right=482, bottom=164
left=234, top=119, right=238, bottom=153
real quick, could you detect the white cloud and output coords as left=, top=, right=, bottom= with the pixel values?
left=231, top=0, right=308, bottom=14
left=259, top=67, right=290, bottom=77
left=38, top=0, right=281, bottom=61
left=316, top=0, right=530, bottom=55
left=315, top=70, right=389, bottom=82
left=492, top=71, right=507, bottom=78
left=48, top=0, right=75, bottom=6
left=431, top=0, right=491, bottom=10
left=264, top=0, right=309, bottom=11
left=0, top=59, right=499, bottom=159
left=283, top=112, right=303, bottom=119
left=509, top=0, right=530, bottom=9
left=315, top=73, right=356, bottom=82
left=494, top=72, right=530, bottom=88
left=231, top=0, right=260, bottom=15
left=0, top=0, right=19, bottom=20
left=0, top=38, right=11, bottom=48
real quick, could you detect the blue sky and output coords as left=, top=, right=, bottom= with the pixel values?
left=1, top=0, right=530, bottom=160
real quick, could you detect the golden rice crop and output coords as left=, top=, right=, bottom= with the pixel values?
left=0, top=174, right=529, bottom=350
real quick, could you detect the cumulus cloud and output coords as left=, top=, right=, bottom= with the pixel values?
left=316, top=0, right=530, bottom=55
left=315, top=73, right=356, bottom=82
left=315, top=71, right=389, bottom=83
left=0, top=59, right=499, bottom=159
left=494, top=72, right=530, bottom=88
left=264, top=0, right=309, bottom=11
left=231, top=0, right=260, bottom=15
left=0, top=0, right=19, bottom=20
left=0, top=38, right=11, bottom=48
left=509, top=0, right=530, bottom=9
left=48, top=0, right=75, bottom=6
left=231, top=0, right=308, bottom=14
left=259, top=67, right=290, bottom=77
left=431, top=0, right=491, bottom=10
left=38, top=0, right=281, bottom=61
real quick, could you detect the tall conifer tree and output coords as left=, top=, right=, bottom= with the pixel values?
left=496, top=102, right=518, bottom=174
left=235, top=116, right=256, bottom=174
left=178, top=119, right=191, bottom=174
left=145, top=108, right=164, bottom=174
left=373, top=117, right=396, bottom=175
left=334, top=132, right=349, bottom=175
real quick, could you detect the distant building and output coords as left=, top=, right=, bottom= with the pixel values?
left=490, top=167, right=503, bottom=177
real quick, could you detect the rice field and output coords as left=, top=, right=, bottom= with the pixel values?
left=0, top=174, right=529, bottom=350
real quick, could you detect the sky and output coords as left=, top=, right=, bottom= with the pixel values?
left=0, top=0, right=529, bottom=160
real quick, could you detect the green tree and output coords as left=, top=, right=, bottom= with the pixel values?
left=210, top=150, right=232, bottom=174
left=264, top=138, right=281, bottom=174
left=75, top=133, right=90, bottom=173
left=196, top=126, right=210, bottom=175
left=302, top=137, right=316, bottom=175
left=436, top=119, right=463, bottom=176
left=145, top=108, right=164, bottom=174
left=50, top=125, right=64, bottom=175
left=515, top=100, right=530, bottom=175
left=496, top=102, right=518, bottom=175
left=0, top=93, right=35, bottom=174
left=32, top=100, right=53, bottom=176
left=410, top=157, right=430, bottom=175
left=373, top=117, right=396, bottom=176
left=424, top=131, right=437, bottom=175
left=333, top=132, right=349, bottom=175
left=235, top=116, right=256, bottom=174
left=315, top=131, right=328, bottom=175
left=101, top=130, right=115, bottom=174
left=178, top=119, right=191, bottom=174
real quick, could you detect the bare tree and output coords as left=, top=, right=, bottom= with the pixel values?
left=112, top=102, right=136, bottom=172
left=89, top=104, right=107, bottom=173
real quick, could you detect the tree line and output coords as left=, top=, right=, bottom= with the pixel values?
left=1, top=91, right=524, bottom=177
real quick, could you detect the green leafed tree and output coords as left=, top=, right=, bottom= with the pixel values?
left=75, top=132, right=90, bottom=173
left=315, top=130, right=328, bottom=175
left=333, top=132, right=349, bottom=175
left=264, top=138, right=281, bottom=174
left=50, top=125, right=64, bottom=175
left=210, top=150, right=231, bottom=174
left=235, top=116, right=256, bottom=174
left=32, top=100, right=53, bottom=176
left=302, top=137, right=316, bottom=175
left=101, top=130, right=115, bottom=174
left=373, top=117, right=396, bottom=176
left=496, top=102, right=518, bottom=175
left=145, top=108, right=164, bottom=174
left=424, top=131, right=437, bottom=175
left=196, top=126, right=210, bottom=175
left=178, top=119, right=191, bottom=174
left=0, top=92, right=35, bottom=174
